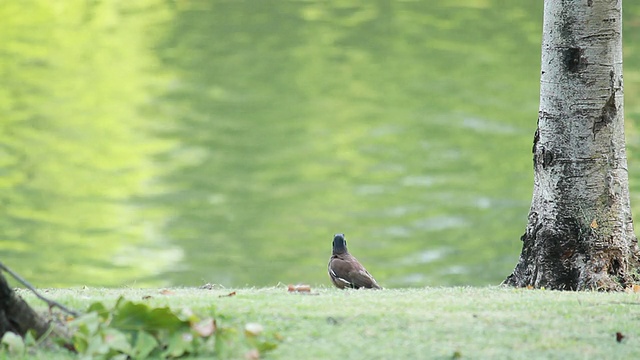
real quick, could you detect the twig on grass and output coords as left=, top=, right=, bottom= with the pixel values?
left=0, top=261, right=79, bottom=317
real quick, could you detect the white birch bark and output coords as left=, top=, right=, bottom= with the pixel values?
left=505, top=0, right=639, bottom=290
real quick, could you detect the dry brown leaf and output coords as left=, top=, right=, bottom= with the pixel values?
left=624, top=284, right=640, bottom=293
left=192, top=318, right=216, bottom=337
left=288, top=284, right=311, bottom=292
left=590, top=218, right=598, bottom=229
left=142, top=295, right=153, bottom=300
left=616, top=332, right=625, bottom=342
left=244, top=349, right=260, bottom=360
left=219, top=291, right=237, bottom=297
left=159, top=289, right=175, bottom=295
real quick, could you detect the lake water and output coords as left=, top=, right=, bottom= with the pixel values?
left=2, top=1, right=640, bottom=288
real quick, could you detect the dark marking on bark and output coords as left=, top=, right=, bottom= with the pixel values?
left=618, top=74, right=623, bottom=88
left=562, top=47, right=587, bottom=73
left=593, top=92, right=616, bottom=138
left=606, top=172, right=620, bottom=207
left=559, top=12, right=576, bottom=43
left=527, top=212, right=540, bottom=239
left=531, top=128, right=540, bottom=169
left=539, top=217, right=582, bottom=290
left=587, top=0, right=593, bottom=6
left=609, top=69, right=615, bottom=90
left=609, top=257, right=622, bottom=276
left=542, top=147, right=554, bottom=169
left=534, top=141, right=555, bottom=170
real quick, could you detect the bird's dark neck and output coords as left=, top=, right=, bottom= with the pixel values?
left=332, top=251, right=350, bottom=258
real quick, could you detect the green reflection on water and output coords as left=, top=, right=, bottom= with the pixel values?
left=2, top=1, right=640, bottom=288
left=0, top=0, right=179, bottom=286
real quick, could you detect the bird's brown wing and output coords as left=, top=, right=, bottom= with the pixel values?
left=330, top=254, right=381, bottom=289
left=348, top=267, right=381, bottom=289
left=328, top=257, right=356, bottom=288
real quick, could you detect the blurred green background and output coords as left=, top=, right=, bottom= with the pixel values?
left=1, top=0, right=640, bottom=288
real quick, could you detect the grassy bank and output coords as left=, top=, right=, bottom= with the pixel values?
left=13, top=286, right=640, bottom=359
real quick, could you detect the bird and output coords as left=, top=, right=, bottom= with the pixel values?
left=328, top=233, right=381, bottom=289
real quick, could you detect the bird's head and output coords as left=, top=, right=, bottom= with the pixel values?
left=332, top=233, right=348, bottom=254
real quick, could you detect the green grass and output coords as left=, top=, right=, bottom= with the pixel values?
left=11, top=286, right=640, bottom=359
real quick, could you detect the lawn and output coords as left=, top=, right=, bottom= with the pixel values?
left=10, top=286, right=640, bottom=359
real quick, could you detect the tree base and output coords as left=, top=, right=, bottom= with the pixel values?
left=503, top=217, right=640, bottom=291
left=0, top=272, right=70, bottom=343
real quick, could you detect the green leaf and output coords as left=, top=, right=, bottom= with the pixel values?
left=1, top=332, right=25, bottom=355
left=85, top=331, right=109, bottom=356
left=87, top=301, right=110, bottom=321
left=257, top=340, right=278, bottom=353
left=72, top=312, right=102, bottom=336
left=132, top=330, right=158, bottom=360
left=110, top=355, right=129, bottom=360
left=67, top=297, right=228, bottom=359
left=146, top=307, right=187, bottom=332
left=111, top=300, right=187, bottom=333
left=162, top=332, right=194, bottom=358
left=103, top=328, right=132, bottom=355
left=178, top=307, right=199, bottom=323
left=72, top=330, right=89, bottom=354
left=111, top=301, right=151, bottom=331
left=24, top=330, right=37, bottom=347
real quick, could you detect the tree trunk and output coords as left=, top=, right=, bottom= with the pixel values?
left=504, top=0, right=640, bottom=290
left=0, top=272, right=52, bottom=338
left=0, top=272, right=71, bottom=343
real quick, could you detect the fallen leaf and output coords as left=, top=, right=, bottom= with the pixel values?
left=590, top=218, right=598, bottom=229
left=245, top=349, right=260, bottom=360
left=192, top=318, right=216, bottom=337
left=288, top=284, right=311, bottom=292
left=616, top=332, right=625, bottom=343
left=624, top=284, right=640, bottom=293
left=219, top=291, right=236, bottom=297
left=142, top=295, right=153, bottom=300
left=159, top=289, right=175, bottom=295
left=245, top=323, right=264, bottom=337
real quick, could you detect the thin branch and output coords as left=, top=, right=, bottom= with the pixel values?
left=0, top=262, right=79, bottom=317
